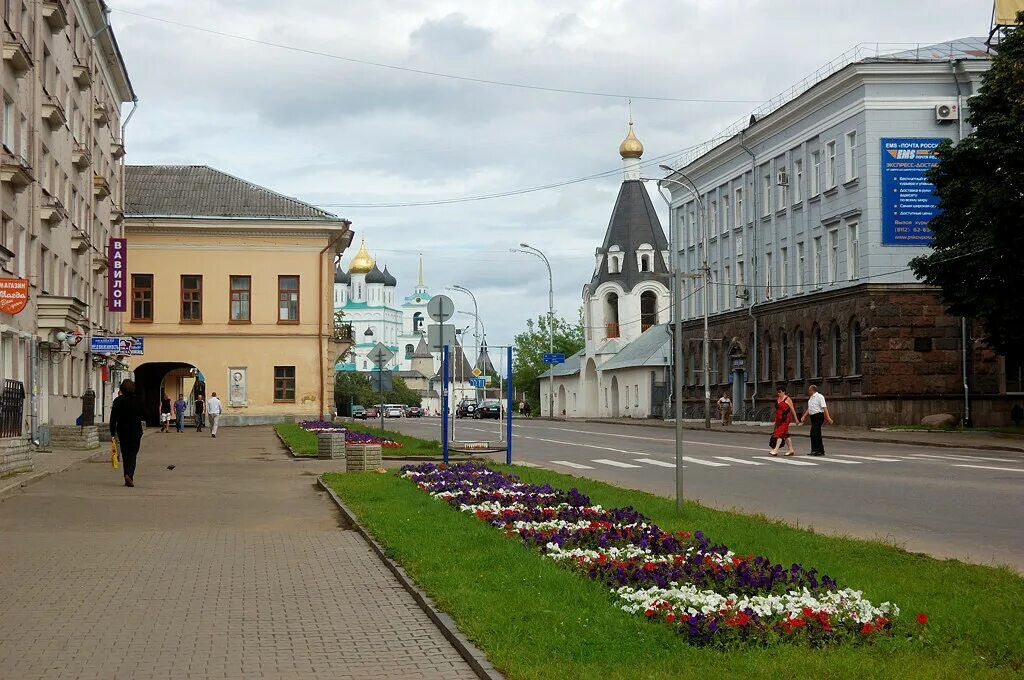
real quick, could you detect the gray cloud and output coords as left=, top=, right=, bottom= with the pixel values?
left=409, top=13, right=494, bottom=56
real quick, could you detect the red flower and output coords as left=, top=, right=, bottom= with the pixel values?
left=916, top=613, right=929, bottom=626
left=643, top=562, right=656, bottom=572
left=876, top=616, right=889, bottom=628
left=644, top=608, right=655, bottom=618
left=665, top=613, right=676, bottom=623
left=802, top=607, right=814, bottom=618
left=861, top=623, right=874, bottom=635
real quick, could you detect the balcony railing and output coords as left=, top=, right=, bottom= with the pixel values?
left=332, top=320, right=354, bottom=344
left=73, top=60, right=92, bottom=88
left=41, top=0, right=69, bottom=32
left=606, top=323, right=620, bottom=339
left=93, top=174, right=110, bottom=199
left=0, top=151, right=34, bottom=191
left=93, top=101, right=109, bottom=126
left=72, top=142, right=91, bottom=169
left=41, top=91, right=67, bottom=130
left=0, top=380, right=25, bottom=438
left=2, top=30, right=33, bottom=76
left=40, top=193, right=67, bottom=225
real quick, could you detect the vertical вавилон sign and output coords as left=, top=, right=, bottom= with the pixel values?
left=880, top=137, right=946, bottom=246
left=107, top=238, right=127, bottom=312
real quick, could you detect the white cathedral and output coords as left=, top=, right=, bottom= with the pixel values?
left=540, top=121, right=673, bottom=418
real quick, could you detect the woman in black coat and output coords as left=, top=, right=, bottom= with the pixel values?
left=110, top=379, right=144, bottom=487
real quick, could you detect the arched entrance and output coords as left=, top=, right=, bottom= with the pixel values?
left=582, top=358, right=599, bottom=416
left=132, top=362, right=206, bottom=426
left=610, top=375, right=620, bottom=417
left=557, top=385, right=567, bottom=416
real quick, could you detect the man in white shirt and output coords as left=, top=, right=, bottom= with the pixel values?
left=206, top=392, right=224, bottom=438
left=800, top=385, right=833, bottom=456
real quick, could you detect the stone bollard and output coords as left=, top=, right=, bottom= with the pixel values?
left=317, top=432, right=346, bottom=461
left=345, top=443, right=382, bottom=471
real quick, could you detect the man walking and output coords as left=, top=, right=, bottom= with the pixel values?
left=173, top=393, right=187, bottom=433
left=800, top=384, right=833, bottom=456
left=717, top=391, right=733, bottom=426
left=207, top=391, right=223, bottom=438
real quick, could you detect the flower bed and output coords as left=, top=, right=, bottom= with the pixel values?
left=401, top=462, right=919, bottom=647
left=298, top=420, right=403, bottom=448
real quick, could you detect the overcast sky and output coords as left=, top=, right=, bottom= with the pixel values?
left=112, top=0, right=993, bottom=349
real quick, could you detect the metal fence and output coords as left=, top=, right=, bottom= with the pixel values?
left=0, top=379, right=26, bottom=438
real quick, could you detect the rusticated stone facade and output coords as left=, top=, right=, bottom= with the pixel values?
left=676, top=284, right=1013, bottom=427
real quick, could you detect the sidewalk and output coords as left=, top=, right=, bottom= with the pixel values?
left=0, top=443, right=105, bottom=497
left=579, top=418, right=1024, bottom=453
left=0, top=426, right=479, bottom=680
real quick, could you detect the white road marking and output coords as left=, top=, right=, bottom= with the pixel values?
left=951, top=464, right=1024, bottom=473
left=806, top=455, right=862, bottom=464
left=832, top=454, right=903, bottom=463
left=681, top=456, right=729, bottom=467
left=763, top=457, right=818, bottom=466
left=549, top=460, right=595, bottom=470
left=908, top=453, right=1017, bottom=463
left=592, top=459, right=642, bottom=468
left=517, top=424, right=769, bottom=452
left=516, top=434, right=652, bottom=457
left=713, top=456, right=765, bottom=466
left=516, top=461, right=540, bottom=468
left=634, top=458, right=677, bottom=468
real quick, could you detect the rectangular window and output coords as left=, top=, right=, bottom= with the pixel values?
left=132, top=274, right=153, bottom=322
left=710, top=200, right=717, bottom=235
left=721, top=194, right=730, bottom=233
left=273, top=366, right=296, bottom=402
left=39, top=245, right=47, bottom=293
left=762, top=173, right=772, bottom=216
left=793, top=158, right=803, bottom=203
left=811, top=150, right=821, bottom=196
left=278, top=275, right=299, bottom=322
left=710, top=272, right=718, bottom=313
left=181, top=274, right=202, bottom=322
left=734, top=187, right=743, bottom=228
left=777, top=166, right=787, bottom=208
left=845, top=130, right=858, bottom=181
left=1, top=95, right=13, bottom=150
left=813, top=236, right=823, bottom=288
left=688, top=208, right=696, bottom=247
left=723, top=264, right=731, bottom=305
left=796, top=242, right=805, bottom=294
left=828, top=229, right=839, bottom=284
left=735, top=228, right=744, bottom=257
left=736, top=261, right=745, bottom=308
left=780, top=247, right=788, bottom=298
left=764, top=251, right=773, bottom=300
left=847, top=222, right=860, bottom=280
left=230, top=275, right=251, bottom=322
left=826, top=140, right=837, bottom=188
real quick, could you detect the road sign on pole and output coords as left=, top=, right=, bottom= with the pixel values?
left=427, top=323, right=456, bottom=353
left=367, top=342, right=395, bottom=366
left=543, top=352, right=566, bottom=364
left=426, top=294, right=455, bottom=322
left=469, top=377, right=486, bottom=388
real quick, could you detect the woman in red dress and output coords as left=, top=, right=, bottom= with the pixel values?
left=769, top=385, right=798, bottom=456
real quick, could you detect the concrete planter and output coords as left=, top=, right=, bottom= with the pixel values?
left=345, top=443, right=382, bottom=471
left=0, top=437, right=32, bottom=476
left=317, top=432, right=346, bottom=461
left=48, top=426, right=100, bottom=450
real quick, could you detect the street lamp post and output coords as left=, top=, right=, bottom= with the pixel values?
left=448, top=286, right=480, bottom=356
left=513, top=244, right=554, bottom=419
left=660, top=165, right=712, bottom=431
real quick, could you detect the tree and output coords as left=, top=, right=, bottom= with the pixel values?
left=512, top=311, right=585, bottom=413
left=909, top=19, right=1024, bottom=355
left=383, top=376, right=421, bottom=407
left=334, top=372, right=376, bottom=411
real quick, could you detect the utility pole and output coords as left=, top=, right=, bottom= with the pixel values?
left=514, top=244, right=554, bottom=419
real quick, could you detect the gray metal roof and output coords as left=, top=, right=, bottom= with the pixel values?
left=861, top=37, right=991, bottom=63
left=599, top=324, right=671, bottom=371
left=539, top=350, right=584, bottom=379
left=590, top=180, right=670, bottom=294
left=126, top=165, right=345, bottom=221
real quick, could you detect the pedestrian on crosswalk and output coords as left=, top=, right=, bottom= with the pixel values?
left=800, top=385, right=833, bottom=456
left=769, top=386, right=798, bottom=457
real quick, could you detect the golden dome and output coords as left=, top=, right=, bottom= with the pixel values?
left=348, top=238, right=376, bottom=274
left=619, top=121, right=644, bottom=159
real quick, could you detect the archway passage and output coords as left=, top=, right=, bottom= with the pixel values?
left=582, top=359, right=599, bottom=416
left=132, top=362, right=205, bottom=426
left=557, top=385, right=567, bottom=417
left=610, top=375, right=620, bottom=417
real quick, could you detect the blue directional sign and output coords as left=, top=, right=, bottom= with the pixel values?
left=469, top=377, right=487, bottom=388
left=543, top=353, right=566, bottom=364
left=89, top=336, right=144, bottom=355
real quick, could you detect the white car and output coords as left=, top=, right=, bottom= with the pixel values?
left=385, top=405, right=404, bottom=418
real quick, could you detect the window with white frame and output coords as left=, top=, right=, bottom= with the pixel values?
left=828, top=228, right=839, bottom=284
left=796, top=241, right=805, bottom=293
left=689, top=208, right=696, bottom=247
left=764, top=251, right=773, bottom=300
left=762, top=173, right=771, bottom=216
left=710, top=200, right=718, bottom=235
left=734, top=187, right=743, bottom=228
left=735, top=228, right=744, bottom=257
left=826, top=140, right=837, bottom=188
left=1, top=95, right=13, bottom=150
left=811, top=150, right=821, bottom=196
left=736, top=261, right=745, bottom=307
left=721, top=194, right=730, bottom=233
left=813, top=236, right=823, bottom=288
left=724, top=264, right=731, bottom=303
left=697, top=205, right=705, bottom=246
left=845, top=130, right=858, bottom=181
left=847, top=222, right=860, bottom=280
left=779, top=247, right=788, bottom=298
left=793, top=158, right=803, bottom=203
left=777, top=165, right=788, bottom=208
left=710, top=273, right=718, bottom=313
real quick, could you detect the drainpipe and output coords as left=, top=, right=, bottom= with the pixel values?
left=949, top=60, right=970, bottom=427
left=739, top=130, right=759, bottom=416
left=318, top=225, right=352, bottom=420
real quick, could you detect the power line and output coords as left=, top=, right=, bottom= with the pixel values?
left=112, top=8, right=764, bottom=105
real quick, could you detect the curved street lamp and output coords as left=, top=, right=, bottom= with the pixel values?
left=512, top=243, right=554, bottom=419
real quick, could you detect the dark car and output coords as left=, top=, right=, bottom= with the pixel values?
left=406, top=406, right=423, bottom=417
left=456, top=400, right=477, bottom=418
left=351, top=405, right=366, bottom=419
left=474, top=400, right=502, bottom=419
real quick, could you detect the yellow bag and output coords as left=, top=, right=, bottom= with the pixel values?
left=111, top=438, right=120, bottom=470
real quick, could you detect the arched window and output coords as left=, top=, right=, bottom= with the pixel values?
left=812, top=327, right=822, bottom=378
left=850, top=321, right=862, bottom=375
left=830, top=324, right=842, bottom=377
left=404, top=344, right=414, bottom=360
left=795, top=330, right=805, bottom=380
left=779, top=332, right=789, bottom=380
left=412, top=311, right=424, bottom=334
left=762, top=335, right=772, bottom=382
left=640, top=291, right=657, bottom=331
left=605, top=293, right=620, bottom=338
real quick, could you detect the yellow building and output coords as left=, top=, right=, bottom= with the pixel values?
left=123, top=165, right=353, bottom=426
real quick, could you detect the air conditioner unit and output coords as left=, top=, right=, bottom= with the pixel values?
left=735, top=286, right=749, bottom=300
left=935, top=103, right=959, bottom=122
left=776, top=168, right=789, bottom=186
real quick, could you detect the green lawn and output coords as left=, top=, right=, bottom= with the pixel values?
left=323, top=466, right=1024, bottom=680
left=274, top=422, right=441, bottom=457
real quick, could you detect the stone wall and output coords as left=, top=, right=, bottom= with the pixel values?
left=0, top=437, right=32, bottom=477
left=48, top=426, right=100, bottom=450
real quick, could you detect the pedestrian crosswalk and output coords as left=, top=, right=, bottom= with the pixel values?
left=541, top=451, right=1024, bottom=474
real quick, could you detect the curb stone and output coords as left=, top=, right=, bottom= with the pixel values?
left=317, top=477, right=504, bottom=680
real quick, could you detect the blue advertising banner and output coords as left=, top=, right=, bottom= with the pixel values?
left=89, top=336, right=144, bottom=355
left=880, top=137, right=946, bottom=246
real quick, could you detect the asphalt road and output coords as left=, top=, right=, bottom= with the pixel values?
left=383, top=417, right=1024, bottom=571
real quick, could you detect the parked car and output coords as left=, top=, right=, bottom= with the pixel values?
left=456, top=399, right=477, bottom=418
left=351, top=405, right=366, bottom=419
left=364, top=406, right=378, bottom=419
left=406, top=406, right=423, bottom=417
left=475, top=400, right=502, bottom=419
left=385, top=404, right=404, bottom=418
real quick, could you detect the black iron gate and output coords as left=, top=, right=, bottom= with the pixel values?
left=0, top=379, right=26, bottom=438
left=650, top=381, right=666, bottom=419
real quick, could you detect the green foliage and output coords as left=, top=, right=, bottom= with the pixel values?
left=335, top=372, right=422, bottom=408
left=910, top=20, right=1024, bottom=355
left=273, top=421, right=441, bottom=457
left=383, top=375, right=422, bottom=407
left=512, top=311, right=585, bottom=413
left=274, top=422, right=318, bottom=455
left=324, top=466, right=1024, bottom=679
